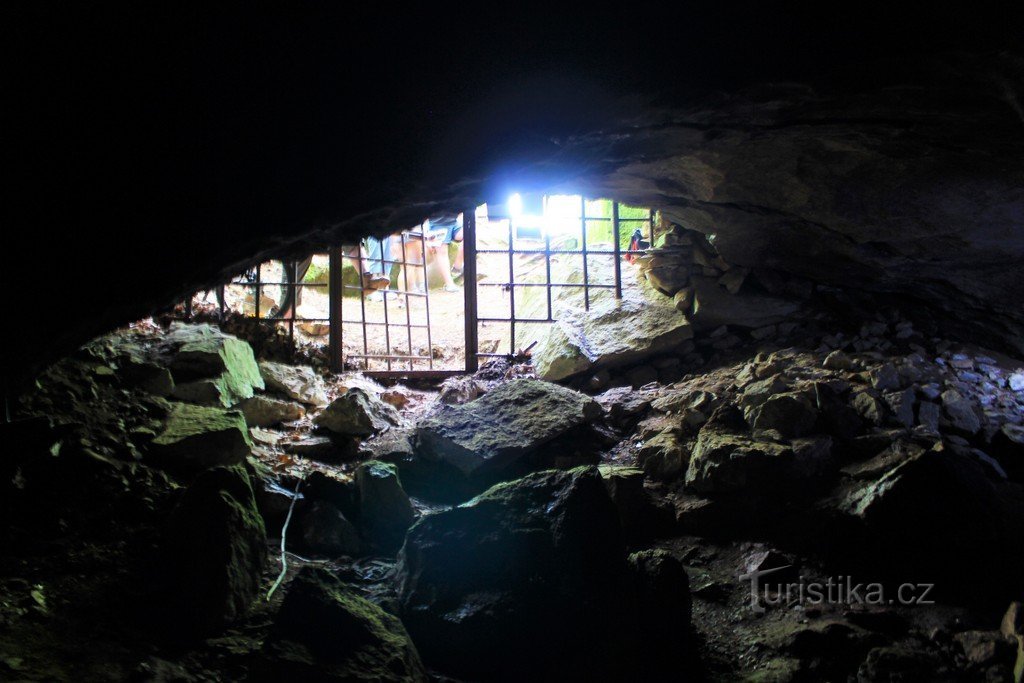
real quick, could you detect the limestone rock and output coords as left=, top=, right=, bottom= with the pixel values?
left=259, top=360, right=328, bottom=407
left=256, top=567, right=426, bottom=682
left=823, top=350, right=853, bottom=370
left=238, top=395, right=305, bottom=427
left=532, top=285, right=693, bottom=382
left=415, top=379, right=601, bottom=476
left=149, top=402, right=252, bottom=471
left=397, top=466, right=633, bottom=679
left=636, top=429, right=688, bottom=481
left=673, top=287, right=694, bottom=312
left=882, top=388, right=916, bottom=429
left=599, top=464, right=673, bottom=543
left=685, top=430, right=792, bottom=493
left=916, top=400, right=941, bottom=433
left=164, top=465, right=266, bottom=634
left=627, top=549, right=692, bottom=672
left=355, top=460, right=415, bottom=555
left=834, top=444, right=1024, bottom=588
left=940, top=389, right=981, bottom=436
left=689, top=275, right=801, bottom=331
left=851, top=390, right=888, bottom=426
left=870, top=362, right=901, bottom=392
left=749, top=391, right=818, bottom=438
left=163, top=323, right=264, bottom=407
left=315, top=388, right=401, bottom=437
left=300, top=501, right=362, bottom=557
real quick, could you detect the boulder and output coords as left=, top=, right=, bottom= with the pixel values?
left=685, top=429, right=792, bottom=493
left=355, top=460, right=415, bottom=555
left=238, top=395, right=305, bottom=427
left=749, top=391, right=818, bottom=438
left=397, top=466, right=634, bottom=679
left=599, top=464, right=674, bottom=544
left=870, top=362, right=901, bottom=392
left=162, top=323, right=264, bottom=407
left=991, top=424, right=1024, bottom=482
left=833, top=444, right=1024, bottom=591
left=532, top=284, right=693, bottom=382
left=882, top=388, right=916, bottom=429
left=315, top=388, right=401, bottom=437
left=916, top=400, right=941, bottom=433
left=163, top=465, right=267, bottom=634
left=940, top=389, right=982, bottom=436
left=627, top=549, right=692, bottom=675
left=689, top=275, right=801, bottom=331
left=636, top=429, right=688, bottom=481
left=149, top=402, right=251, bottom=471
left=255, top=567, right=426, bottom=682
left=850, top=390, right=888, bottom=426
left=259, top=360, right=329, bottom=407
left=300, top=501, right=362, bottom=557
left=415, top=379, right=601, bottom=477
left=823, top=350, right=853, bottom=370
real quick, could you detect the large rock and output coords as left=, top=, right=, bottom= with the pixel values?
left=397, top=466, right=635, bottom=679
left=532, top=284, right=693, bottom=382
left=299, top=501, right=362, bottom=557
left=355, top=460, right=415, bottom=555
left=685, top=429, right=793, bottom=493
left=149, top=402, right=252, bottom=471
left=833, top=443, right=1024, bottom=591
left=255, top=567, right=426, bottom=682
left=636, top=428, right=688, bottom=481
left=415, top=378, right=601, bottom=477
left=688, top=275, right=801, bottom=331
left=162, top=323, right=264, bottom=407
left=749, top=391, right=818, bottom=438
left=238, top=395, right=305, bottom=427
left=315, top=388, right=401, bottom=436
left=259, top=361, right=329, bottom=407
left=627, top=549, right=692, bottom=674
left=163, top=465, right=267, bottom=634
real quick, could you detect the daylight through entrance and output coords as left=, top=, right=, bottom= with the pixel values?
left=181, top=195, right=657, bottom=377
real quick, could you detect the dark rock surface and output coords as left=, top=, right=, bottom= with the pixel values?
left=162, top=465, right=267, bottom=634
left=255, top=567, right=426, bottom=682
left=396, top=466, right=636, bottom=679
left=415, top=378, right=601, bottom=476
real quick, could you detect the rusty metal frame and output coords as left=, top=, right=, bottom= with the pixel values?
left=472, top=198, right=654, bottom=362
left=179, top=198, right=655, bottom=380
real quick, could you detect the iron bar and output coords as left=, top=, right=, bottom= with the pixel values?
left=328, top=248, right=343, bottom=372
left=507, top=216, right=516, bottom=355
left=613, top=201, right=623, bottom=299
left=580, top=195, right=590, bottom=310
left=462, top=210, right=479, bottom=373
left=401, top=232, right=414, bottom=371
left=544, top=213, right=553, bottom=321
left=420, top=221, right=434, bottom=370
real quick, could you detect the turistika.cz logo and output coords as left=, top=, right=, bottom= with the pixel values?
left=738, top=565, right=936, bottom=614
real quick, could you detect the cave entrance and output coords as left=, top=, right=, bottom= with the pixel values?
left=181, top=196, right=657, bottom=378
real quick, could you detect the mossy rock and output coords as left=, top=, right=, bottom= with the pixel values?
left=355, top=460, right=414, bottom=555
left=254, top=567, right=426, bottom=682
left=163, top=464, right=267, bottom=636
left=149, top=402, right=252, bottom=472
left=164, top=323, right=264, bottom=407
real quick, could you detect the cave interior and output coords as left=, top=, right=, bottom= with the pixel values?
left=3, top=6, right=1024, bottom=682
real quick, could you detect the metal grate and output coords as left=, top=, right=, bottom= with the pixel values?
left=178, top=197, right=656, bottom=379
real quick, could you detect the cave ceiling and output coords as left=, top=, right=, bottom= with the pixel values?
left=3, top=5, right=1023, bottom=392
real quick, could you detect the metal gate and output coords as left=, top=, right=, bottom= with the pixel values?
left=183, top=197, right=655, bottom=379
